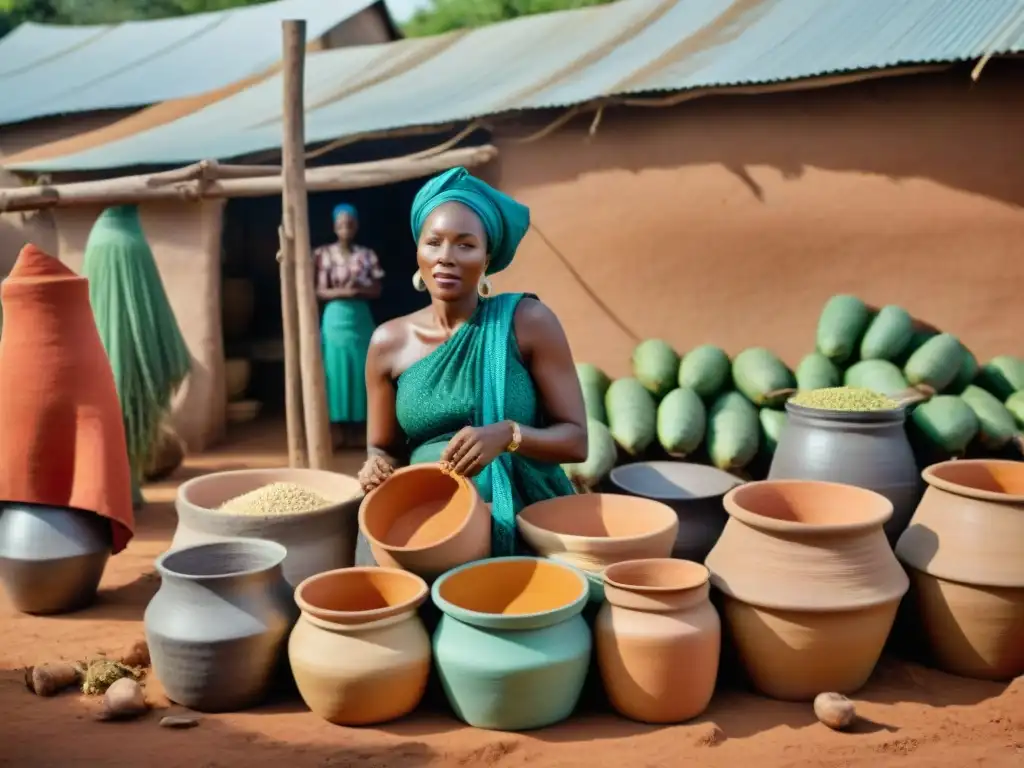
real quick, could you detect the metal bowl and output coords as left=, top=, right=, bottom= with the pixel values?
left=0, top=502, right=112, bottom=615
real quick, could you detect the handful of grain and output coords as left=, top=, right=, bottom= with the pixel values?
left=218, top=482, right=331, bottom=516
left=790, top=386, right=899, bottom=412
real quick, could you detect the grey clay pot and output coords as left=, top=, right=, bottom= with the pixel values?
left=172, top=468, right=362, bottom=589
left=0, top=502, right=112, bottom=615
left=145, top=538, right=298, bottom=713
left=768, top=401, right=921, bottom=544
left=608, top=462, right=742, bottom=562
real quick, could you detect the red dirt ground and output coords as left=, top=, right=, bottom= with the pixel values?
left=1, top=420, right=1021, bottom=768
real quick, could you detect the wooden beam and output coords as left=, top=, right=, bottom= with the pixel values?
left=278, top=217, right=307, bottom=469
left=0, top=145, right=497, bottom=213
left=282, top=19, right=332, bottom=471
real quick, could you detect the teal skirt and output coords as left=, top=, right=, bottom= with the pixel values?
left=321, top=299, right=374, bottom=424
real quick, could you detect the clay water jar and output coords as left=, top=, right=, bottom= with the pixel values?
left=517, top=493, right=678, bottom=602
left=596, top=559, right=720, bottom=724
left=0, top=502, right=112, bottom=615
left=289, top=567, right=431, bottom=725
left=609, top=461, right=742, bottom=562
left=895, top=460, right=1024, bottom=680
left=431, top=557, right=591, bottom=731
left=768, top=401, right=921, bottom=544
left=359, top=464, right=490, bottom=581
left=145, top=539, right=297, bottom=712
left=173, top=468, right=362, bottom=589
left=705, top=480, right=909, bottom=701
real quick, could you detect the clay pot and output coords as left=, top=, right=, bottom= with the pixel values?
left=768, top=401, right=921, bottom=544
left=609, top=461, right=742, bottom=562
left=596, top=559, right=720, bottom=723
left=359, top=464, right=490, bottom=582
left=895, top=459, right=1024, bottom=680
left=517, top=493, right=678, bottom=602
left=145, top=539, right=297, bottom=712
left=0, top=503, right=112, bottom=615
left=173, top=468, right=361, bottom=589
left=226, top=399, right=262, bottom=424
left=225, top=359, right=251, bottom=402
left=289, top=567, right=431, bottom=725
left=144, top=422, right=185, bottom=482
left=705, top=480, right=909, bottom=701
left=222, top=278, right=255, bottom=341
left=431, top=557, right=592, bottom=731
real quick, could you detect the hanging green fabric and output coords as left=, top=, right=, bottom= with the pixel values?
left=81, top=205, right=191, bottom=494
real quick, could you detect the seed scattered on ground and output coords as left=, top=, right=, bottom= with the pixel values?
left=81, top=659, right=142, bottom=696
left=790, top=386, right=899, bottom=412
left=218, top=482, right=332, bottom=516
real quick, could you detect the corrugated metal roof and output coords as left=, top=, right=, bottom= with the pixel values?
left=0, top=0, right=383, bottom=126
left=8, top=0, right=1024, bottom=172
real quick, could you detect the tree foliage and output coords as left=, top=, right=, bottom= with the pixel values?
left=402, top=0, right=617, bottom=37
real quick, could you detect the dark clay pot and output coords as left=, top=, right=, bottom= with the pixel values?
left=608, top=462, right=742, bottom=562
left=145, top=539, right=298, bottom=713
left=0, top=502, right=111, bottom=615
left=768, top=402, right=921, bottom=544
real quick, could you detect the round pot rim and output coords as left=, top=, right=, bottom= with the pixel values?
left=784, top=400, right=907, bottom=423
left=922, top=459, right=1024, bottom=504
left=177, top=467, right=362, bottom=521
left=431, top=556, right=589, bottom=628
left=608, top=461, right=742, bottom=501
left=155, top=538, right=287, bottom=581
left=358, top=464, right=481, bottom=554
left=0, top=500, right=101, bottom=516
left=602, top=558, right=710, bottom=593
left=293, top=566, right=429, bottom=625
left=723, top=479, right=893, bottom=533
left=516, top=495, right=679, bottom=546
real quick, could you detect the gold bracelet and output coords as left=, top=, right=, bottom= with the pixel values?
left=507, top=421, right=522, bottom=453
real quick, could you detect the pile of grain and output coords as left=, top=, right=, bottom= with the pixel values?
left=218, top=482, right=332, bottom=516
left=790, top=386, right=899, bottom=412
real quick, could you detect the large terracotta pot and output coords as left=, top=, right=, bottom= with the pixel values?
left=596, top=558, right=720, bottom=724
left=431, top=557, right=591, bottom=731
left=145, top=539, right=297, bottom=712
left=895, top=459, right=1024, bottom=680
left=768, top=401, right=921, bottom=544
left=608, top=462, right=742, bottom=562
left=289, top=567, right=431, bottom=725
left=359, top=464, right=490, bottom=582
left=517, top=493, right=678, bottom=602
left=0, top=503, right=111, bottom=615
left=172, top=468, right=362, bottom=589
left=705, top=480, right=909, bottom=701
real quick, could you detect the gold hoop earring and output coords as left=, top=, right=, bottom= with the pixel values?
left=477, top=276, right=493, bottom=298
left=412, top=271, right=427, bottom=292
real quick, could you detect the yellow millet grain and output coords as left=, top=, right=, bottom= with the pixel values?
left=790, top=386, right=899, bottom=412
left=218, top=482, right=332, bottom=516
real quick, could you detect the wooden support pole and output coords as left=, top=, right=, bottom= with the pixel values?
left=282, top=19, right=332, bottom=470
left=278, top=216, right=307, bottom=469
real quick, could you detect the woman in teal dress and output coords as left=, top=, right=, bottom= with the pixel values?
left=356, top=167, right=587, bottom=559
left=315, top=203, right=384, bottom=449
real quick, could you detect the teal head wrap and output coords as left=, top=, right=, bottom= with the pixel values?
left=409, top=167, right=529, bottom=275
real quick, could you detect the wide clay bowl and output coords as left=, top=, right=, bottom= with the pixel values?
left=517, top=493, right=678, bottom=601
left=173, top=468, right=362, bottom=589
left=431, top=557, right=592, bottom=730
left=895, top=460, right=1024, bottom=680
left=609, top=461, right=742, bottom=561
left=359, top=464, right=490, bottom=582
left=706, top=480, right=908, bottom=701
left=290, top=567, right=431, bottom=725
left=0, top=502, right=112, bottom=615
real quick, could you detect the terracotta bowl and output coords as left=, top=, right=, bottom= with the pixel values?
left=359, top=464, right=490, bottom=582
left=173, top=468, right=362, bottom=588
left=295, top=567, right=429, bottom=626
left=517, top=494, right=679, bottom=601
left=895, top=459, right=1024, bottom=680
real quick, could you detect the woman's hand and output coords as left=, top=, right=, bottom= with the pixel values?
left=442, top=422, right=514, bottom=477
left=358, top=454, right=395, bottom=493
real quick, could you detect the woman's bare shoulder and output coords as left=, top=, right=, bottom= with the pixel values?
left=369, top=309, right=430, bottom=357
left=513, top=296, right=562, bottom=336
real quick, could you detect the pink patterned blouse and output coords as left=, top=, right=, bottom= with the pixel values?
left=313, top=243, right=384, bottom=291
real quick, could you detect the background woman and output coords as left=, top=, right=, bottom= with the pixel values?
left=357, top=167, right=587, bottom=558
left=315, top=203, right=383, bottom=449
